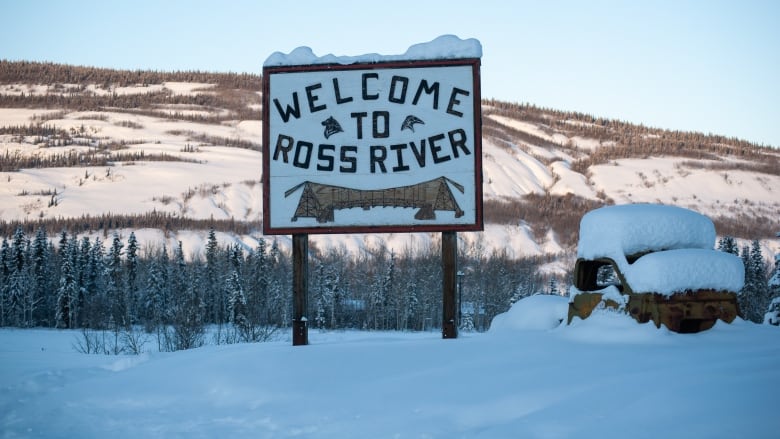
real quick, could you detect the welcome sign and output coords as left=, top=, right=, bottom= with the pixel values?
left=263, top=57, right=482, bottom=234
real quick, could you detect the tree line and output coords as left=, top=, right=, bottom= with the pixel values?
left=0, top=60, right=261, bottom=90
left=0, top=226, right=548, bottom=350
left=0, top=213, right=260, bottom=243
left=1, top=146, right=201, bottom=172
left=0, top=91, right=260, bottom=123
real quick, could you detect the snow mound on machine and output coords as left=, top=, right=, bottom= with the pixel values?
left=577, top=203, right=716, bottom=272
left=623, top=248, right=745, bottom=295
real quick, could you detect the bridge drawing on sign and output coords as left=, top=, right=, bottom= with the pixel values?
left=284, top=176, right=465, bottom=223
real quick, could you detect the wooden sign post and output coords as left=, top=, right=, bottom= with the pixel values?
left=442, top=231, right=458, bottom=339
left=292, top=234, right=308, bottom=345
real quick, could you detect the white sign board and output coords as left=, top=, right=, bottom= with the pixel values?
left=263, top=58, right=482, bottom=234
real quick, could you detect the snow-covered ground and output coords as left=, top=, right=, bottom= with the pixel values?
left=1, top=296, right=778, bottom=438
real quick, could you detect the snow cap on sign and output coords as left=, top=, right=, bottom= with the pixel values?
left=263, top=35, right=482, bottom=67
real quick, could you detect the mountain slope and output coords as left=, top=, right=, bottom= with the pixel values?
left=1, top=61, right=778, bottom=262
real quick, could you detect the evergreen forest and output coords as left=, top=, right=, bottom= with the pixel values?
left=0, top=226, right=548, bottom=350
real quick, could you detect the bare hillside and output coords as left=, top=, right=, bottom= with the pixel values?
left=1, top=60, right=778, bottom=259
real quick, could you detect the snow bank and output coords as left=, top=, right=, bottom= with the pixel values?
left=489, top=294, right=568, bottom=332
left=578, top=204, right=715, bottom=267
left=264, top=34, right=482, bottom=67
left=623, top=249, right=745, bottom=295
left=2, top=321, right=780, bottom=437
left=563, top=309, right=671, bottom=344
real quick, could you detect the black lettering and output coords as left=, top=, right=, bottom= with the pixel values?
left=412, top=80, right=439, bottom=109
left=448, top=128, right=470, bottom=158
left=332, top=77, right=353, bottom=104
left=273, top=134, right=294, bottom=162
left=390, top=144, right=410, bottom=172
left=370, top=145, right=388, bottom=173
left=340, top=146, right=357, bottom=173
left=317, top=144, right=335, bottom=171
left=362, top=72, right=379, bottom=100
left=388, top=76, right=409, bottom=104
left=351, top=112, right=368, bottom=139
left=429, top=133, right=450, bottom=164
left=446, top=87, right=469, bottom=117
left=373, top=111, right=390, bottom=138
left=273, top=93, right=301, bottom=122
left=305, top=83, right=326, bottom=113
left=409, top=139, right=426, bottom=167
left=293, top=141, right=313, bottom=169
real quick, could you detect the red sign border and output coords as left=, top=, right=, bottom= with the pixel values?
left=262, top=58, right=483, bottom=235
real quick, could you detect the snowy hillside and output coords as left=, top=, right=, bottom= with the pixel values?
left=1, top=61, right=779, bottom=264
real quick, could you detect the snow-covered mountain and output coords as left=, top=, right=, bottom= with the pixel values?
left=1, top=62, right=778, bottom=265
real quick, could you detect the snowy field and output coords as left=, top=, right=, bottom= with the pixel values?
left=2, top=295, right=778, bottom=439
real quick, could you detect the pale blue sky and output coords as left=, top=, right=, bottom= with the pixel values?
left=1, top=0, right=778, bottom=146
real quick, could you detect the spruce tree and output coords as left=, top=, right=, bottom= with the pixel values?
left=740, top=241, right=769, bottom=323
left=314, top=262, right=325, bottom=329
left=764, top=244, right=780, bottom=326
left=749, top=240, right=769, bottom=320
left=765, top=240, right=779, bottom=325
left=170, top=241, right=187, bottom=308
left=717, top=235, right=739, bottom=255
left=266, top=240, right=289, bottom=327
left=245, top=239, right=269, bottom=327
left=173, top=280, right=204, bottom=350
left=55, top=240, right=77, bottom=329
left=166, top=241, right=204, bottom=350
left=204, top=227, right=222, bottom=324
left=126, top=231, right=139, bottom=324
left=84, top=237, right=107, bottom=328
left=105, top=233, right=126, bottom=328
left=71, top=236, right=91, bottom=328
left=30, top=227, right=50, bottom=326
left=371, top=251, right=394, bottom=330
left=0, top=239, right=9, bottom=326
left=157, top=244, right=170, bottom=324
left=226, top=243, right=247, bottom=329
left=326, top=264, right=341, bottom=329
left=313, top=262, right=334, bottom=330
left=769, top=251, right=780, bottom=303
left=5, top=227, right=28, bottom=326
left=404, top=276, right=419, bottom=331
left=143, top=247, right=166, bottom=333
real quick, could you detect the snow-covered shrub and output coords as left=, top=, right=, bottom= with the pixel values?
left=764, top=297, right=780, bottom=326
